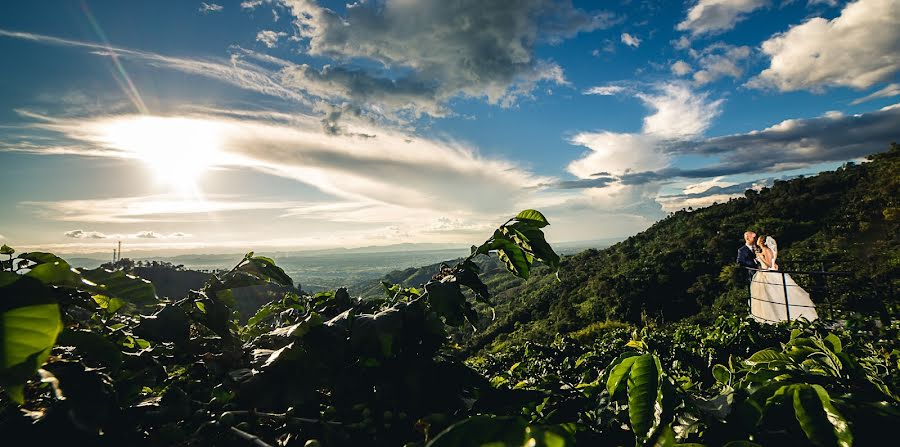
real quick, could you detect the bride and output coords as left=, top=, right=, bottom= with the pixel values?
left=750, top=235, right=818, bottom=323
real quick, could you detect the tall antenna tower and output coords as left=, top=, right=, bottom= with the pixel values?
left=117, top=241, right=122, bottom=263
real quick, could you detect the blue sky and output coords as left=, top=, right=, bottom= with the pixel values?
left=0, top=0, right=898, bottom=254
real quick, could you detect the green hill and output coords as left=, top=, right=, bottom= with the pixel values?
left=359, top=144, right=899, bottom=352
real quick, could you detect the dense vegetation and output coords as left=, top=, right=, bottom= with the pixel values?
left=401, top=144, right=896, bottom=352
left=1, top=146, right=897, bottom=446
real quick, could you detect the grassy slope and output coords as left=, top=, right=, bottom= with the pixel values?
left=359, top=145, right=899, bottom=353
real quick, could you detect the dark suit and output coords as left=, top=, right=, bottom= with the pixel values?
left=736, top=245, right=758, bottom=281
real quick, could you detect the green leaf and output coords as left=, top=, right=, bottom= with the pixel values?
left=454, top=261, right=492, bottom=304
left=515, top=209, right=550, bottom=228
left=81, top=268, right=157, bottom=307
left=19, top=252, right=66, bottom=266
left=513, top=226, right=560, bottom=271
left=425, top=278, right=468, bottom=326
left=0, top=244, right=14, bottom=256
left=269, top=312, right=323, bottom=338
left=607, top=354, right=638, bottom=397
left=92, top=294, right=125, bottom=314
left=237, top=256, right=293, bottom=287
left=712, top=364, right=732, bottom=385
left=491, top=236, right=532, bottom=280
left=745, top=349, right=791, bottom=365
left=628, top=354, right=663, bottom=444
left=823, top=333, right=842, bottom=354
left=0, top=274, right=62, bottom=403
left=792, top=384, right=853, bottom=447
left=24, top=253, right=81, bottom=287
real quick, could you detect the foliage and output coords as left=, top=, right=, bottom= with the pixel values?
left=0, top=145, right=898, bottom=446
left=0, top=210, right=570, bottom=446
left=445, top=143, right=897, bottom=352
left=470, top=315, right=899, bottom=446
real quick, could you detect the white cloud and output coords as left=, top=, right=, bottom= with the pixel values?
left=671, top=60, right=693, bottom=76
left=241, top=0, right=265, bottom=9
left=567, top=82, right=722, bottom=178
left=274, top=0, right=614, bottom=116
left=677, top=0, right=768, bottom=36
left=749, top=0, right=900, bottom=92
left=256, top=30, right=287, bottom=48
left=636, top=82, right=724, bottom=139
left=0, top=1, right=612, bottom=126
left=63, top=229, right=192, bottom=240
left=682, top=177, right=732, bottom=194
left=0, top=28, right=310, bottom=105
left=851, top=83, right=900, bottom=105
left=583, top=85, right=626, bottom=96
left=567, top=132, right=669, bottom=178
left=808, top=0, right=840, bottom=6
left=657, top=193, right=740, bottom=212
left=30, top=195, right=307, bottom=223
left=199, top=2, right=223, bottom=14
left=64, top=229, right=109, bottom=239
left=673, top=36, right=692, bottom=50
left=17, top=110, right=552, bottom=223
left=691, top=43, right=752, bottom=85
left=620, top=32, right=641, bottom=47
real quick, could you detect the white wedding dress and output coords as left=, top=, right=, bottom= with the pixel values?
left=750, top=250, right=818, bottom=323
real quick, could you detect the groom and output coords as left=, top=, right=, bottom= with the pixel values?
left=736, top=231, right=759, bottom=279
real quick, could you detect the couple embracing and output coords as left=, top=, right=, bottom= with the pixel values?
left=737, top=231, right=818, bottom=323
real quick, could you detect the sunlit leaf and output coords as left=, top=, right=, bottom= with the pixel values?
left=514, top=209, right=550, bottom=228
left=238, top=256, right=293, bottom=287
left=607, top=354, right=638, bottom=397
left=792, top=384, right=853, bottom=447
left=81, top=268, right=157, bottom=307
left=628, top=354, right=662, bottom=444
left=0, top=275, right=62, bottom=404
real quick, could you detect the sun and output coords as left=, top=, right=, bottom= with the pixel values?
left=95, top=116, right=223, bottom=195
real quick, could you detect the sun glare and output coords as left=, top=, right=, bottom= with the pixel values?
left=96, top=116, right=223, bottom=195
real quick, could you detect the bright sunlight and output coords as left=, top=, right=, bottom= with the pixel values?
left=92, top=116, right=223, bottom=195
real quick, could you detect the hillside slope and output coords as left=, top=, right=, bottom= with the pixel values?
left=360, top=144, right=899, bottom=351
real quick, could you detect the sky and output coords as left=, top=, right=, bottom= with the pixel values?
left=0, top=0, right=898, bottom=255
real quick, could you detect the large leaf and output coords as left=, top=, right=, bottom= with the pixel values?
left=514, top=226, right=560, bottom=271
left=514, top=209, right=550, bottom=228
left=454, top=261, right=491, bottom=304
left=237, top=256, right=293, bottom=287
left=792, top=384, right=853, bottom=447
left=491, top=235, right=533, bottom=280
left=0, top=275, right=62, bottom=403
left=81, top=268, right=157, bottom=306
left=23, top=252, right=81, bottom=287
left=607, top=354, right=639, bottom=397
left=425, top=278, right=468, bottom=326
left=745, top=349, right=791, bottom=366
left=628, top=354, right=662, bottom=444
